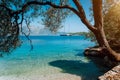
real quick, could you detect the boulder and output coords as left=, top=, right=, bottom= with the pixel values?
left=84, top=47, right=105, bottom=57
left=98, top=65, right=120, bottom=80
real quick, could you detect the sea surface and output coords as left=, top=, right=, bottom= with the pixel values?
left=0, top=36, right=108, bottom=80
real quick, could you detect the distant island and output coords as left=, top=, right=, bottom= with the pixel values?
left=68, top=32, right=90, bottom=36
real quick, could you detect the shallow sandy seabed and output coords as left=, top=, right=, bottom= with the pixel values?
left=0, top=73, right=81, bottom=80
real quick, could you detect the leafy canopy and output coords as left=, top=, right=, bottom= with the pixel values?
left=0, top=0, right=71, bottom=55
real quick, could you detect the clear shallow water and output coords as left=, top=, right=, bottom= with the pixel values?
left=0, top=36, right=108, bottom=80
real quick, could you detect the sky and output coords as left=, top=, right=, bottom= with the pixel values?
left=59, top=0, right=93, bottom=33
left=25, top=0, right=93, bottom=35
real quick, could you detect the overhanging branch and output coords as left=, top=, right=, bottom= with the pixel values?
left=12, top=1, right=80, bottom=18
left=73, top=0, right=97, bottom=32
left=0, top=5, right=12, bottom=15
left=1, top=1, right=97, bottom=32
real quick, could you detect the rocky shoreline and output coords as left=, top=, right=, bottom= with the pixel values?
left=99, top=65, right=120, bottom=80
left=84, top=47, right=120, bottom=80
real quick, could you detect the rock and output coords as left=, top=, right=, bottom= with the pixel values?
left=84, top=47, right=105, bottom=57
left=84, top=47, right=120, bottom=80
left=84, top=47, right=119, bottom=67
left=104, top=56, right=119, bottom=67
left=98, top=64, right=120, bottom=80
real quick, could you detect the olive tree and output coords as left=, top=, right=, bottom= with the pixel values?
left=0, top=0, right=120, bottom=61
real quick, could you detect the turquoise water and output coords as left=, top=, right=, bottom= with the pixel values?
left=0, top=36, right=108, bottom=80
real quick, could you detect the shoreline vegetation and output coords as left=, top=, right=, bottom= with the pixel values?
left=68, top=32, right=90, bottom=36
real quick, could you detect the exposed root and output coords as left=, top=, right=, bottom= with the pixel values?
left=84, top=47, right=120, bottom=62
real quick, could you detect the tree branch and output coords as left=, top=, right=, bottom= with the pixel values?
left=1, top=0, right=97, bottom=32
left=93, top=0, right=102, bottom=28
left=0, top=5, right=12, bottom=15
left=12, top=1, right=80, bottom=18
left=73, top=0, right=97, bottom=31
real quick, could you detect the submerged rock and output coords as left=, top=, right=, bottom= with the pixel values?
left=98, top=65, right=120, bottom=80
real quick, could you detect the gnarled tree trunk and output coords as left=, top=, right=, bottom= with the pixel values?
left=92, top=0, right=120, bottom=61
left=73, top=0, right=120, bottom=61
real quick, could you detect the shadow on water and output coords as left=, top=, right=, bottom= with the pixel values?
left=49, top=49, right=111, bottom=80
left=75, top=49, right=111, bottom=71
left=49, top=60, right=103, bottom=80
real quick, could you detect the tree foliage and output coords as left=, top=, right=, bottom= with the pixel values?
left=104, top=3, right=120, bottom=50
left=42, top=7, right=70, bottom=32
left=0, top=0, right=70, bottom=54
left=87, top=1, right=120, bottom=51
left=0, top=6, right=20, bottom=55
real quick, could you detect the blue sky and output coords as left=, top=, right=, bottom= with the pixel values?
left=59, top=0, right=93, bottom=33
left=26, top=0, right=93, bottom=35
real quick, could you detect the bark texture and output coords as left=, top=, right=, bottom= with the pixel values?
left=92, top=0, right=120, bottom=61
